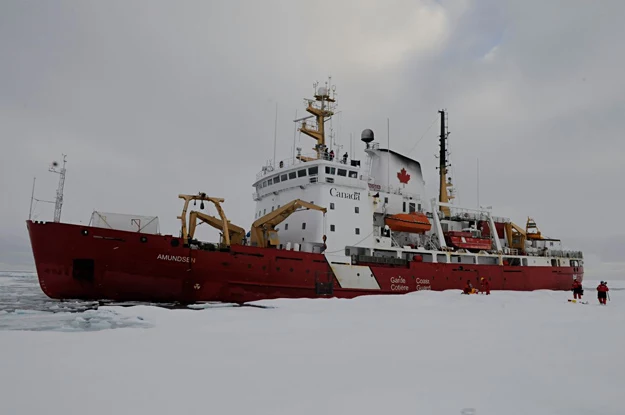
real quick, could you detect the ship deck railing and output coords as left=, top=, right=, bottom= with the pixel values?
left=447, top=210, right=510, bottom=224
left=256, top=151, right=363, bottom=180
left=352, top=244, right=584, bottom=261
left=531, top=249, right=584, bottom=259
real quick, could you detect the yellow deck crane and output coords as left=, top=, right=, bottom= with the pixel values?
left=250, top=199, right=327, bottom=248
left=188, top=210, right=246, bottom=246
left=504, top=217, right=547, bottom=252
left=178, top=193, right=243, bottom=247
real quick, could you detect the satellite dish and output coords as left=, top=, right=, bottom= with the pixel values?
left=361, top=129, right=374, bottom=143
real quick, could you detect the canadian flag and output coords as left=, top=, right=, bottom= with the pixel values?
left=397, top=168, right=411, bottom=184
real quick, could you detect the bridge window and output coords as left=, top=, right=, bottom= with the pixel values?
left=308, top=166, right=318, bottom=175
left=281, top=174, right=287, bottom=181
left=273, top=176, right=280, bottom=184
left=409, top=203, right=415, bottom=213
left=403, top=202, right=406, bottom=212
left=349, top=171, right=358, bottom=178
left=330, top=225, right=335, bottom=232
left=325, top=166, right=336, bottom=175
left=289, top=171, right=296, bottom=179
left=297, top=169, right=307, bottom=177
left=337, top=169, right=347, bottom=177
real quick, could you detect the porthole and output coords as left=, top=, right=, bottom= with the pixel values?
left=140, top=236, right=148, bottom=243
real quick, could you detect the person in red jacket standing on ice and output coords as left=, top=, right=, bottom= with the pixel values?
left=480, top=277, right=490, bottom=295
left=572, top=278, right=583, bottom=300
left=597, top=281, right=609, bottom=305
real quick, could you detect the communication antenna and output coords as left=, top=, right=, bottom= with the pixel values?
left=273, top=102, right=278, bottom=167
left=477, top=157, right=480, bottom=209
left=28, top=177, right=36, bottom=221
left=387, top=118, right=390, bottom=192
left=49, top=154, right=67, bottom=222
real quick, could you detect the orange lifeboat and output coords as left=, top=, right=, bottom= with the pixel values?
left=384, top=212, right=431, bottom=234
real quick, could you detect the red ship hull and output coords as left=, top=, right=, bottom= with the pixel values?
left=27, top=220, right=584, bottom=304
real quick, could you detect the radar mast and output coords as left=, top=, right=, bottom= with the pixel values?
left=297, top=77, right=337, bottom=161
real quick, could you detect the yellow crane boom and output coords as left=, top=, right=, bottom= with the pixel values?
left=250, top=199, right=327, bottom=248
left=188, top=210, right=245, bottom=245
left=178, top=193, right=234, bottom=246
left=505, top=221, right=527, bottom=251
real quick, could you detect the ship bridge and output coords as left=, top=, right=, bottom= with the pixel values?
left=251, top=151, right=373, bottom=254
left=253, top=152, right=367, bottom=202
left=249, top=79, right=430, bottom=255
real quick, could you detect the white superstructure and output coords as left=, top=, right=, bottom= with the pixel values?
left=250, top=79, right=584, bottom=270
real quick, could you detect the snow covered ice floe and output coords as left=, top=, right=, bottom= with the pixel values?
left=1, top=274, right=624, bottom=415
left=0, top=308, right=153, bottom=332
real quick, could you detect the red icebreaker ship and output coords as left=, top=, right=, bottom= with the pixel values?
left=27, top=80, right=584, bottom=304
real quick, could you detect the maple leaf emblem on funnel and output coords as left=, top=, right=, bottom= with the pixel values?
left=397, top=168, right=411, bottom=184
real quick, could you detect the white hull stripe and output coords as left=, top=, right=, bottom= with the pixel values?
left=329, top=263, right=381, bottom=290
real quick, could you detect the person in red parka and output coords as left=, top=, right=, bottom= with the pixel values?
left=572, top=278, right=583, bottom=300
left=597, top=281, right=609, bottom=305
left=480, top=277, right=490, bottom=295
left=463, top=280, right=473, bottom=295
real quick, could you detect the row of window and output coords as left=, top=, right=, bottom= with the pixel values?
left=257, top=201, right=360, bottom=219
left=379, top=198, right=422, bottom=213
left=325, top=166, right=358, bottom=178
left=283, top=222, right=361, bottom=235
left=257, top=201, right=416, bottom=218
left=257, top=165, right=360, bottom=191
left=403, top=201, right=421, bottom=213
left=258, top=167, right=317, bottom=190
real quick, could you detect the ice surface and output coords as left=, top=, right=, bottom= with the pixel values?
left=1, top=272, right=623, bottom=415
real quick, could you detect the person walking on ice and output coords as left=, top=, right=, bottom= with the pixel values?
left=597, top=281, right=609, bottom=305
left=572, top=278, right=583, bottom=300
left=480, top=277, right=490, bottom=295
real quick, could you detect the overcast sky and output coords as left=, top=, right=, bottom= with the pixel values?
left=1, top=0, right=624, bottom=275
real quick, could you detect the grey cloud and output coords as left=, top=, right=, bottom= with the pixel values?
left=1, top=0, right=624, bottom=270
